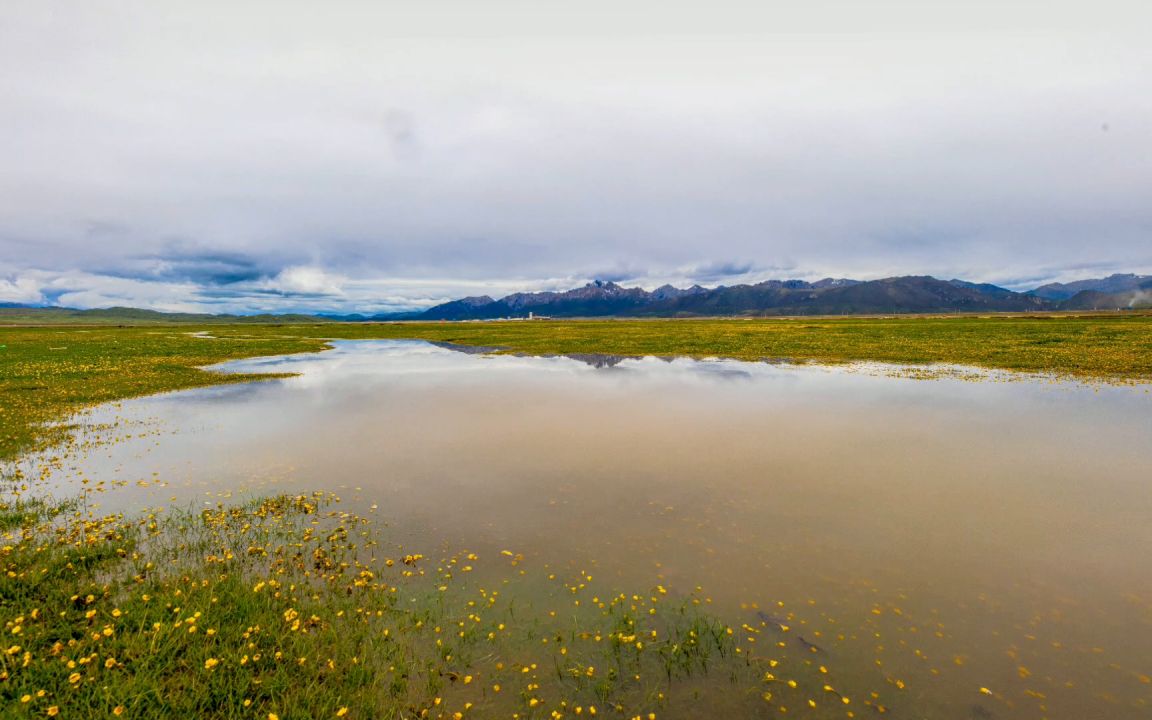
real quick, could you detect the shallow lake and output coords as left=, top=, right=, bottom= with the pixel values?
left=42, top=340, right=1152, bottom=718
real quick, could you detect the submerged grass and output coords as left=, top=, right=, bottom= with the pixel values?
left=3, top=315, right=1152, bottom=460
left=0, top=490, right=857, bottom=719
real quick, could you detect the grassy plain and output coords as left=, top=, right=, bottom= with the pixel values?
left=3, top=314, right=1152, bottom=461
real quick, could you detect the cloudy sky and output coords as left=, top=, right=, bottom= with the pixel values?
left=2, top=1, right=1151, bottom=313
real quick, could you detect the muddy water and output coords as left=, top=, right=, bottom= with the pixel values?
left=49, top=340, right=1152, bottom=718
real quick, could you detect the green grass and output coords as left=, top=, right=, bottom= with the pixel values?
left=3, top=315, right=1152, bottom=461
left=319, top=314, right=1152, bottom=378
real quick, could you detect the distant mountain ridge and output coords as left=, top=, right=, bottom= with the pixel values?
left=418, top=274, right=1152, bottom=319
left=1027, top=271, right=1152, bottom=299
left=418, top=276, right=1061, bottom=319
left=3, top=273, right=1149, bottom=324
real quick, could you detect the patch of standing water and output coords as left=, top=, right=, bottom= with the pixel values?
left=31, top=340, right=1152, bottom=719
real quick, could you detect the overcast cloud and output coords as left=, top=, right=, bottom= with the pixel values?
left=2, top=0, right=1151, bottom=313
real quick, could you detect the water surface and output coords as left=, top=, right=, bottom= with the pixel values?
left=45, top=341, right=1152, bottom=718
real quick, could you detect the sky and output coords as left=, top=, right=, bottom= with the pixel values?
left=2, top=0, right=1151, bottom=314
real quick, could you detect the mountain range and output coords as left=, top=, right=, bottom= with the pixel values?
left=2, top=273, right=1149, bottom=324
left=417, top=273, right=1152, bottom=320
